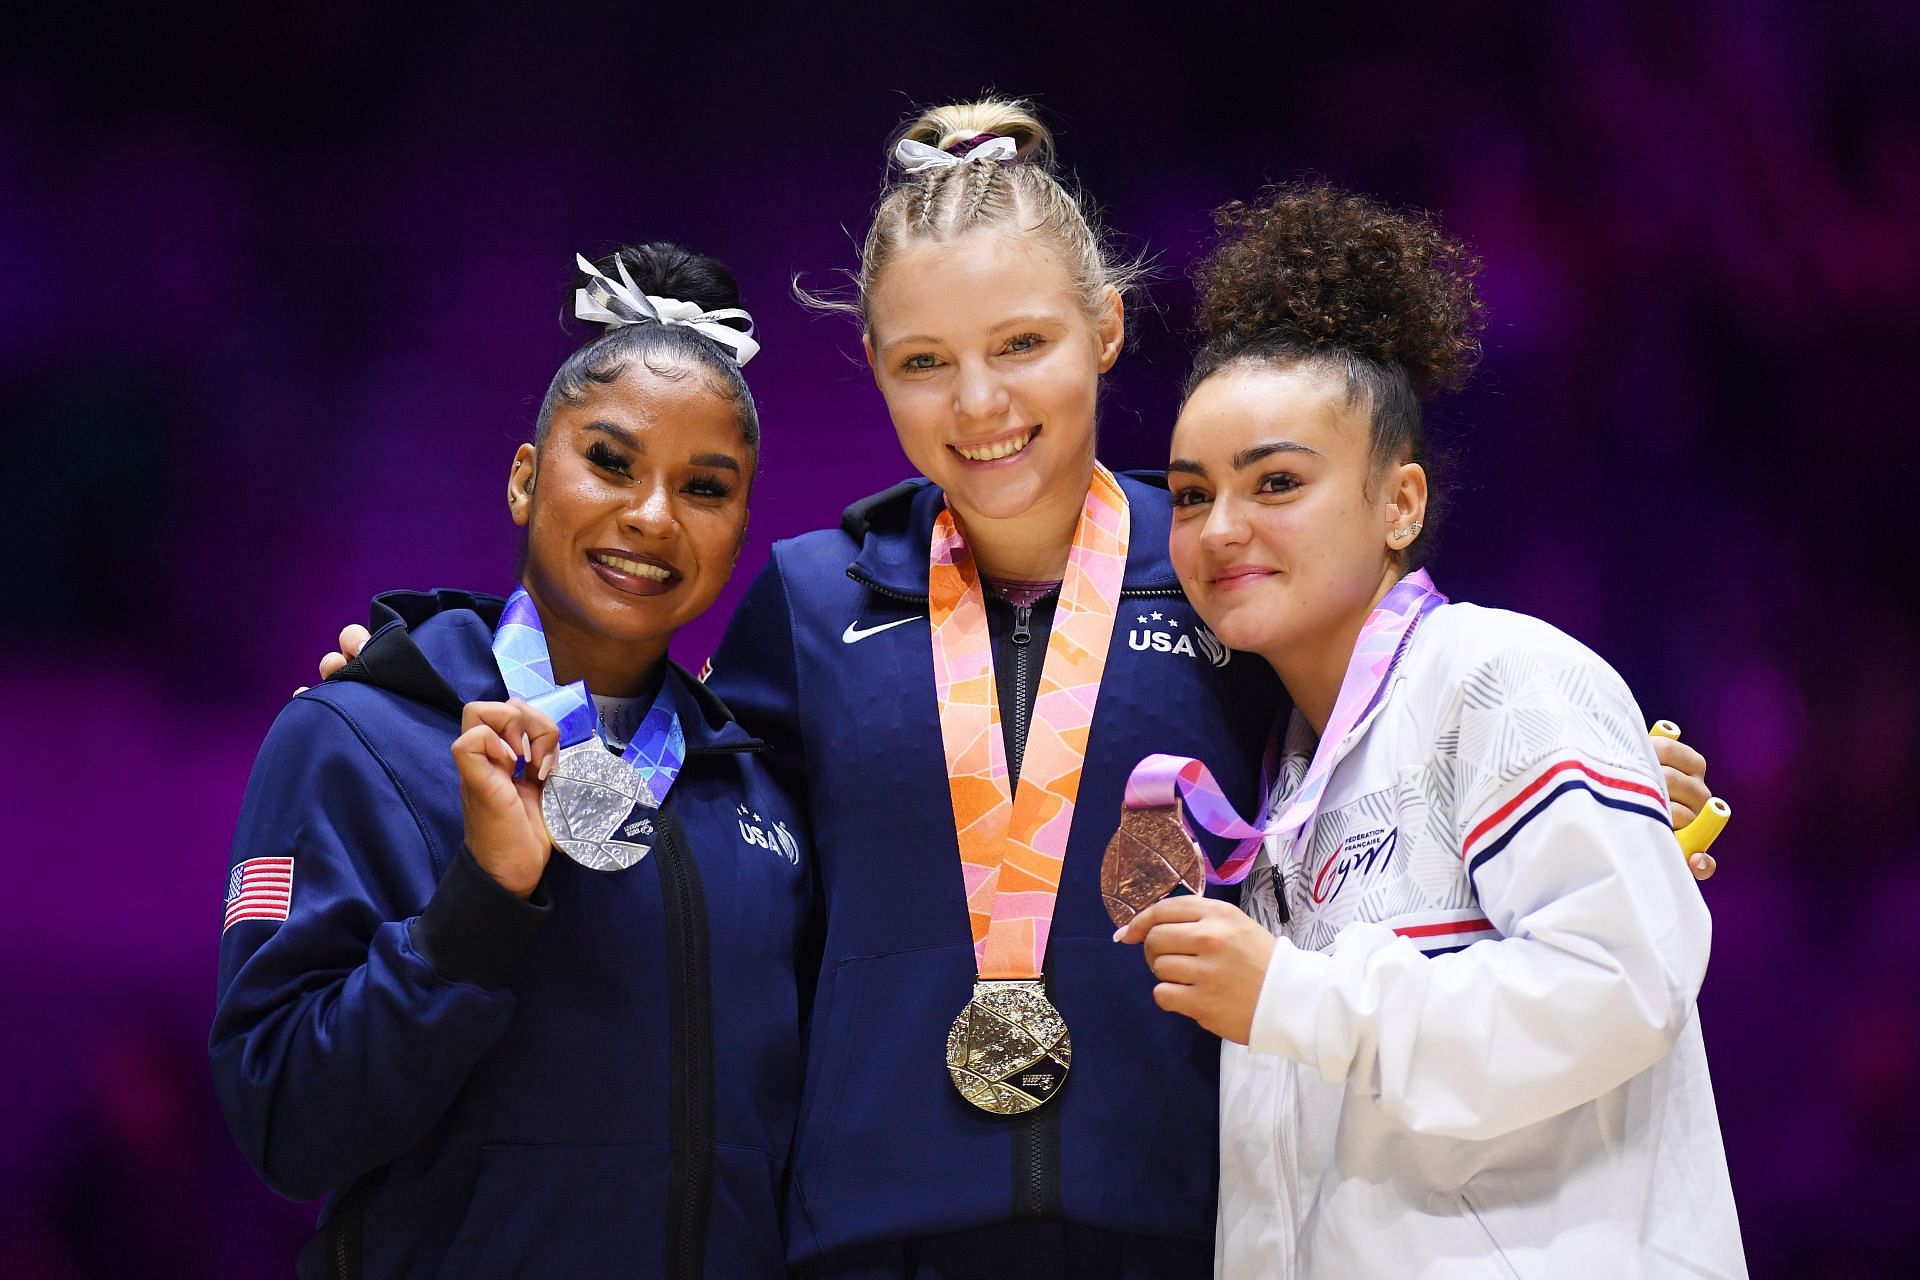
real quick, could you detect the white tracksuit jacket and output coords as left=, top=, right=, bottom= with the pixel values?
left=1218, top=602, right=1745, bottom=1279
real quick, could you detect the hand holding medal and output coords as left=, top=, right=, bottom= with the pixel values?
left=491, top=587, right=690, bottom=873
left=1102, top=572, right=1449, bottom=928
left=1112, top=895, right=1276, bottom=1046
left=1104, top=573, right=1447, bottom=1045
left=452, top=699, right=562, bottom=899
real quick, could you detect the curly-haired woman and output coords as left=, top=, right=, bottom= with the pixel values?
left=1116, top=184, right=1746, bottom=1278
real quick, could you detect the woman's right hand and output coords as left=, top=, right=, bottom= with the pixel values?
left=451, top=700, right=561, bottom=899
left=318, top=625, right=372, bottom=681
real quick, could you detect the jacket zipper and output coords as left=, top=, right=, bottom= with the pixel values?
left=1008, top=603, right=1033, bottom=771
left=1273, top=1060, right=1301, bottom=1280
left=998, top=597, right=1063, bottom=1219
left=855, top=566, right=1155, bottom=1222
left=317, top=1178, right=367, bottom=1280
left=653, top=804, right=714, bottom=1280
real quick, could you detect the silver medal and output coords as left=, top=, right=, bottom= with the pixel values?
left=541, top=739, right=659, bottom=870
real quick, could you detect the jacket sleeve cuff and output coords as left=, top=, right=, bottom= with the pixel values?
left=410, top=846, right=551, bottom=988
left=1246, top=936, right=1335, bottom=1064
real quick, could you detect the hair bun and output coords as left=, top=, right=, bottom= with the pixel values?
left=576, top=242, right=744, bottom=320
left=895, top=97, right=1055, bottom=167
left=1192, top=182, right=1487, bottom=398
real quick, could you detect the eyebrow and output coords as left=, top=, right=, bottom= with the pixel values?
left=584, top=420, right=640, bottom=448
left=877, top=313, right=1067, bottom=352
left=1167, top=439, right=1322, bottom=478
left=689, top=452, right=743, bottom=474
left=1233, top=440, right=1322, bottom=468
left=991, top=312, right=1067, bottom=332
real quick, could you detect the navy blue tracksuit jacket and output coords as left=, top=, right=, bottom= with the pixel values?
left=704, top=471, right=1282, bottom=1268
left=211, top=590, right=813, bottom=1279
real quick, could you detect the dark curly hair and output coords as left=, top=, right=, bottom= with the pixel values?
left=1186, top=182, right=1488, bottom=566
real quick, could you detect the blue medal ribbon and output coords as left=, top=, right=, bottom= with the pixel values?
left=490, top=586, right=687, bottom=808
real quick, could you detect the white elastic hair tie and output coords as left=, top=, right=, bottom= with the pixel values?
left=571, top=253, right=760, bottom=366
left=893, top=135, right=1020, bottom=175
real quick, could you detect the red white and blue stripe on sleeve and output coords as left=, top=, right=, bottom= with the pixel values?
left=1462, top=758, right=1669, bottom=878
left=1389, top=908, right=1501, bottom=955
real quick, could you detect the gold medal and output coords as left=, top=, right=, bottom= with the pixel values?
left=946, top=979, right=1072, bottom=1115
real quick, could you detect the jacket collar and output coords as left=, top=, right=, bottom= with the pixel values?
left=341, top=587, right=761, bottom=753
left=842, top=468, right=1184, bottom=599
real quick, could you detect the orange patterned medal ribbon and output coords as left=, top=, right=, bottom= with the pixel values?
left=929, top=464, right=1130, bottom=979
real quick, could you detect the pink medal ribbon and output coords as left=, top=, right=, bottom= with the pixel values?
left=1101, top=572, right=1445, bottom=924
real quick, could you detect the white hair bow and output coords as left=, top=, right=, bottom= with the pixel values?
left=572, top=253, right=760, bottom=366
left=893, top=135, right=1020, bottom=175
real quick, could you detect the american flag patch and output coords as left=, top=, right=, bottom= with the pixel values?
left=223, top=857, right=294, bottom=932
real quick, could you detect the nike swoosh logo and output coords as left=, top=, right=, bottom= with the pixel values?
left=842, top=616, right=925, bottom=644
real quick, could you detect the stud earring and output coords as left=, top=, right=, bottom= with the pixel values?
left=1391, top=522, right=1423, bottom=542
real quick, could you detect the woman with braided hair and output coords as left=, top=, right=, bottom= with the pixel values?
left=1117, top=184, right=1745, bottom=1277
left=703, top=98, right=1279, bottom=1277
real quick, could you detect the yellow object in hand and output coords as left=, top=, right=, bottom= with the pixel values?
left=1649, top=721, right=1732, bottom=855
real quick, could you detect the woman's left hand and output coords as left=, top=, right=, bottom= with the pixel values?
left=1113, top=896, right=1276, bottom=1045
left=1651, top=732, right=1718, bottom=880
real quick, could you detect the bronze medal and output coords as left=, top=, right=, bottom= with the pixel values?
left=946, top=979, right=1072, bottom=1115
left=1100, top=803, right=1206, bottom=927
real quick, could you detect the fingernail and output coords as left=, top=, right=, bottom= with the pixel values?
left=1112, top=925, right=1126, bottom=943
left=521, top=733, right=532, bottom=760
left=540, top=754, right=556, bottom=782
left=1690, top=855, right=1708, bottom=875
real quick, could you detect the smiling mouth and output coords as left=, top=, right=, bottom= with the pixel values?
left=589, top=550, right=678, bottom=590
left=951, top=427, right=1037, bottom=463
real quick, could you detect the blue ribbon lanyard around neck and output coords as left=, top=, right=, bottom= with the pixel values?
left=490, top=586, right=687, bottom=808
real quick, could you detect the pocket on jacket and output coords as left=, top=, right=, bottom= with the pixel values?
left=788, top=944, right=978, bottom=1236
left=439, top=1140, right=671, bottom=1278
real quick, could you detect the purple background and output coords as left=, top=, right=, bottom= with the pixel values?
left=3, top=4, right=1915, bottom=1275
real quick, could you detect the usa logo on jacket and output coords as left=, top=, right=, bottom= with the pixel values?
left=737, top=805, right=800, bottom=864
left=1126, top=610, right=1229, bottom=666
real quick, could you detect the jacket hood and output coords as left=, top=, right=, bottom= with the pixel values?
left=333, top=587, right=758, bottom=753
left=840, top=469, right=1183, bottom=599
